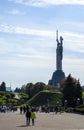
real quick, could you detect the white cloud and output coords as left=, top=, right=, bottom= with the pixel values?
left=9, top=0, right=84, bottom=7
left=9, top=9, right=21, bottom=15
left=63, top=58, right=84, bottom=85
left=1, top=24, right=84, bottom=55
left=8, top=9, right=25, bottom=15
left=0, top=24, right=54, bottom=37
left=1, top=24, right=84, bottom=39
left=62, top=31, right=84, bottom=54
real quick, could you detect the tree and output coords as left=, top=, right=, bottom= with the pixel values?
left=14, top=87, right=21, bottom=93
left=0, top=82, right=6, bottom=91
left=61, top=74, right=83, bottom=107
left=25, top=82, right=46, bottom=99
left=74, top=80, right=83, bottom=106
left=25, top=83, right=34, bottom=99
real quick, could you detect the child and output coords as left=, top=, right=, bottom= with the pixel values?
left=31, top=108, right=36, bottom=126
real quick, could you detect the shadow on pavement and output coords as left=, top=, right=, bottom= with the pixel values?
left=16, top=125, right=28, bottom=127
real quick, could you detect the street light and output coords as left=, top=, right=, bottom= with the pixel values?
left=77, top=98, right=80, bottom=106
left=46, top=99, right=50, bottom=113
left=47, top=99, right=49, bottom=106
left=57, top=101, right=59, bottom=106
left=64, top=100, right=67, bottom=109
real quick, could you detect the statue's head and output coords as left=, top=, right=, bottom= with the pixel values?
left=60, top=36, right=63, bottom=43
left=60, top=36, right=63, bottom=41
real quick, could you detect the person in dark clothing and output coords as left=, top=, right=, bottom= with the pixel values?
left=20, top=106, right=22, bottom=114
left=26, top=108, right=31, bottom=126
left=55, top=106, right=58, bottom=114
left=23, top=106, right=26, bottom=114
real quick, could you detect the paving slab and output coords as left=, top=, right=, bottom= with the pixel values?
left=0, top=111, right=84, bottom=130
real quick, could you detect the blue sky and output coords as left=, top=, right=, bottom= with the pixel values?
left=0, top=0, right=84, bottom=89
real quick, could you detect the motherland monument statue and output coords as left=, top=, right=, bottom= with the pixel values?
left=48, top=31, right=65, bottom=87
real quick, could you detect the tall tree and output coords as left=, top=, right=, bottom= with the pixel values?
left=0, top=82, right=6, bottom=91
left=62, top=74, right=83, bottom=107
left=25, top=82, right=47, bottom=99
left=75, top=80, right=83, bottom=105
left=25, top=83, right=34, bottom=99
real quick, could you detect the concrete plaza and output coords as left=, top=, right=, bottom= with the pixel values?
left=0, top=111, right=84, bottom=130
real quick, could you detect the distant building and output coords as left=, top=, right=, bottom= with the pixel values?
left=48, top=31, right=65, bottom=86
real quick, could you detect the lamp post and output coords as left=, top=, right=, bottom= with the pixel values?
left=77, top=98, right=80, bottom=106
left=47, top=99, right=49, bottom=106
left=64, top=100, right=67, bottom=109
left=57, top=101, right=59, bottom=106
left=46, top=99, right=50, bottom=113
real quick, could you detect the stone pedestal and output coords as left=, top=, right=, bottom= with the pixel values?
left=48, top=70, right=65, bottom=86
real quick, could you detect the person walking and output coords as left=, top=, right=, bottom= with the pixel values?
left=31, top=108, right=36, bottom=126
left=55, top=106, right=58, bottom=114
left=20, top=106, right=22, bottom=114
left=26, top=108, right=31, bottom=126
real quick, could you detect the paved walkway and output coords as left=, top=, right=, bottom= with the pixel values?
left=0, top=111, right=84, bottom=130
